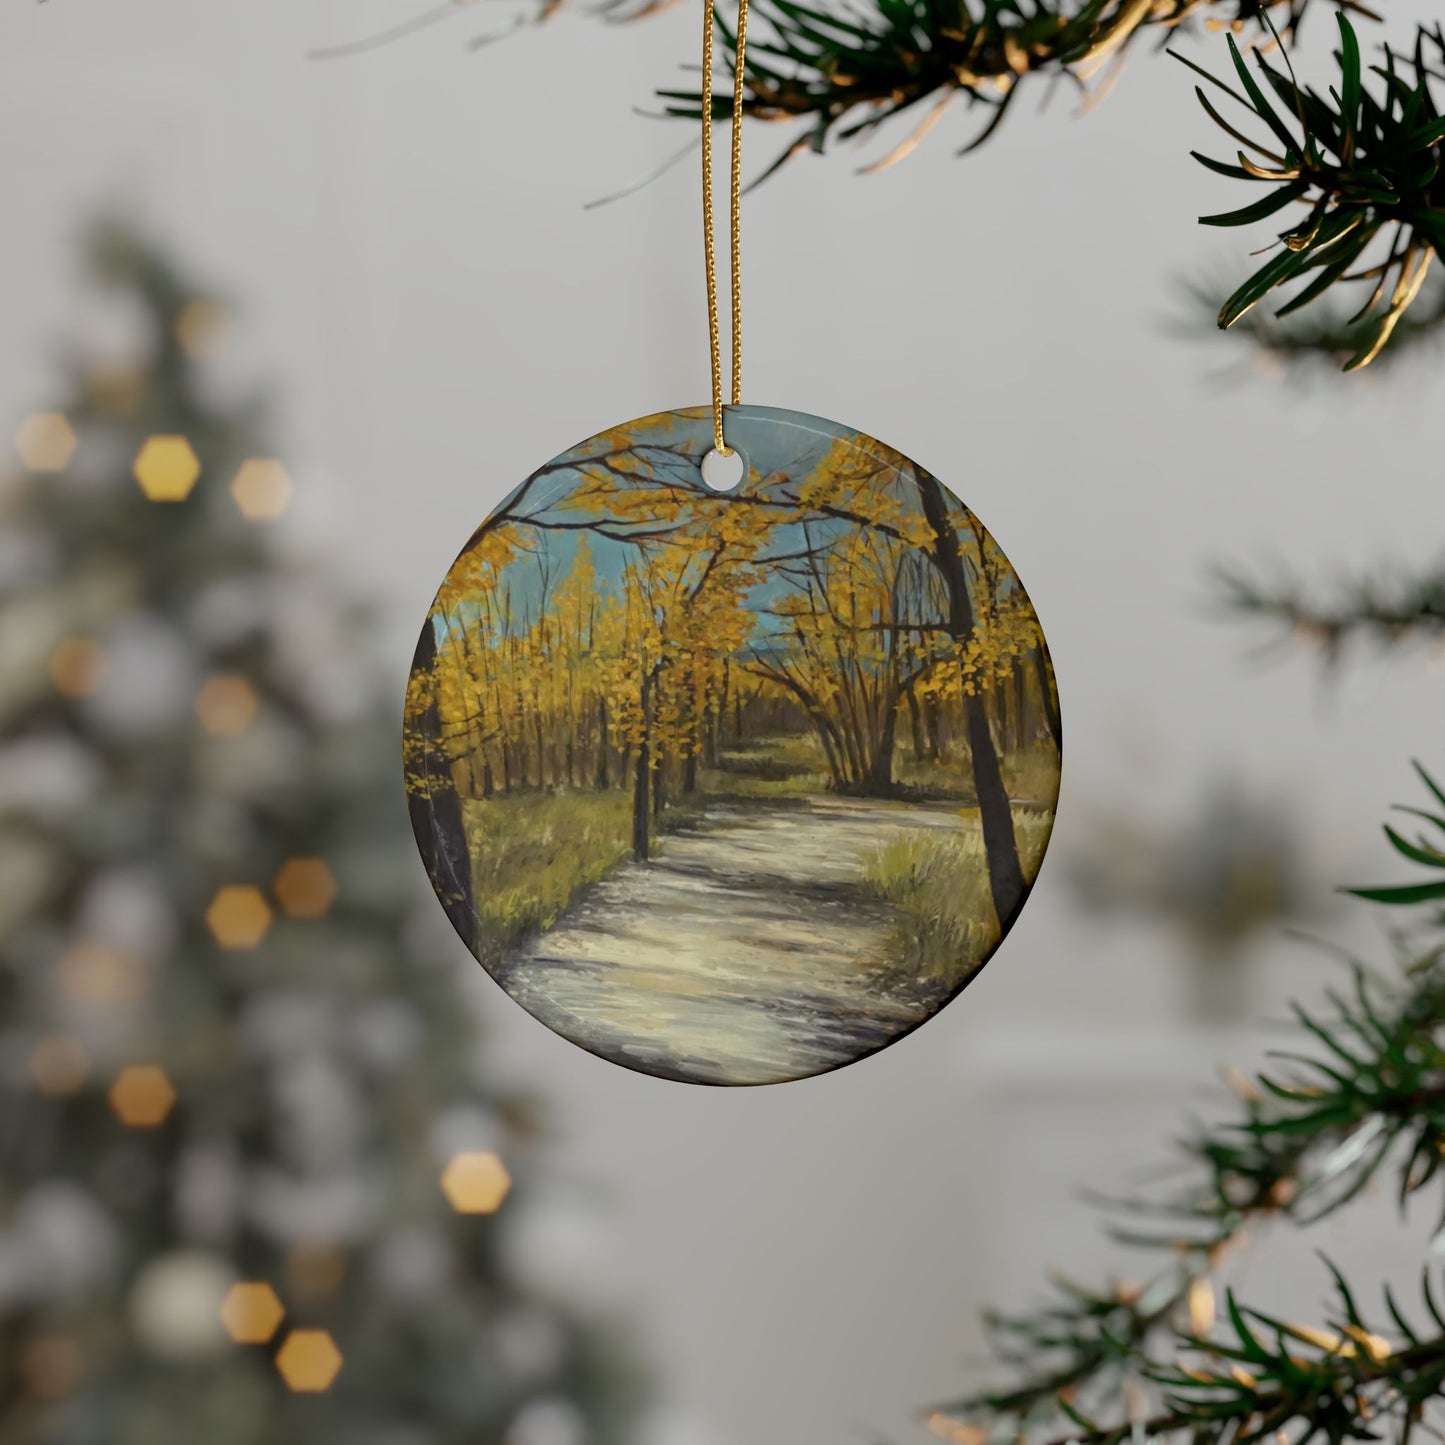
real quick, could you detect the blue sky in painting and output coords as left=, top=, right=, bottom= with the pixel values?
left=430, top=405, right=988, bottom=645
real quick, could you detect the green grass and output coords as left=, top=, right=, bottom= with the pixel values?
left=706, top=734, right=1061, bottom=809
left=460, top=735, right=825, bottom=970
left=1001, top=748, right=1062, bottom=808
left=463, top=784, right=739, bottom=968
left=462, top=735, right=1057, bottom=978
left=891, top=745, right=1060, bottom=806
left=697, top=734, right=830, bottom=798
left=861, top=810, right=1054, bottom=990
left=464, top=792, right=633, bottom=970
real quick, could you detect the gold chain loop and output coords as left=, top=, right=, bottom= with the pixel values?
left=701, top=0, right=747, bottom=456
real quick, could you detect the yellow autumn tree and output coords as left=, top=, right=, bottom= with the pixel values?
left=407, top=417, right=1057, bottom=920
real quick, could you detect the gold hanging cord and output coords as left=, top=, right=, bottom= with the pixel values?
left=701, top=0, right=748, bottom=456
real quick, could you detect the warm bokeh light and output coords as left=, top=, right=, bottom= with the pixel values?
left=230, top=459, right=293, bottom=521
left=58, top=939, right=148, bottom=1007
left=133, top=435, right=201, bottom=502
left=194, top=674, right=260, bottom=737
left=274, top=1329, right=343, bottom=1393
left=174, top=299, right=231, bottom=360
left=15, top=412, right=78, bottom=473
left=29, top=1036, right=89, bottom=1096
left=925, top=1415, right=987, bottom=1445
left=440, top=1151, right=512, bottom=1215
left=273, top=858, right=337, bottom=919
left=205, top=885, right=273, bottom=950
left=108, top=1065, right=176, bottom=1128
left=48, top=636, right=107, bottom=698
left=219, top=1282, right=285, bottom=1345
left=1187, top=1275, right=1216, bottom=1336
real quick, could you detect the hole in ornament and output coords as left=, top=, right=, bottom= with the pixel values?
left=700, top=447, right=745, bottom=493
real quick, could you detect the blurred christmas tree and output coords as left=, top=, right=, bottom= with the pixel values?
left=0, top=220, right=643, bottom=1445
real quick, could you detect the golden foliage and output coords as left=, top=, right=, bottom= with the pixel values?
left=405, top=418, right=1059, bottom=902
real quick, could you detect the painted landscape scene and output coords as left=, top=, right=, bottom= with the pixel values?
left=405, top=406, right=1060, bottom=1085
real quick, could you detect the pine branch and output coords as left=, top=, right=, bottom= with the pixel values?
left=655, top=4, right=1445, bottom=369
left=655, top=0, right=1347, bottom=168
left=1185, top=14, right=1445, bottom=371
left=1220, top=565, right=1445, bottom=654
left=934, top=1263, right=1445, bottom=1445
left=927, top=926, right=1445, bottom=1445
left=1347, top=763, right=1445, bottom=910
left=655, top=3, right=1445, bottom=369
left=1144, top=1273, right=1445, bottom=1445
left=1181, top=271, right=1445, bottom=377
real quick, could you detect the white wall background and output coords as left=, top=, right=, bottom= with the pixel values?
left=1, top=2, right=1442, bottom=1441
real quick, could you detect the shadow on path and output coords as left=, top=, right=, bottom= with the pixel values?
left=498, top=795, right=968, bottom=1084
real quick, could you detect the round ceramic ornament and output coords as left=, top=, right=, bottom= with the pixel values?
left=404, top=404, right=1060, bottom=1085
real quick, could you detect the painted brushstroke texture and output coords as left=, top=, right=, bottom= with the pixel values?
left=405, top=407, right=1060, bottom=1084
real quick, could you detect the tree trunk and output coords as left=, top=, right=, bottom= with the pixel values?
left=926, top=695, right=945, bottom=762
left=906, top=686, right=925, bottom=763
left=835, top=700, right=867, bottom=788
left=915, top=472, right=1026, bottom=928
left=1013, top=661, right=1029, bottom=751
left=813, top=718, right=845, bottom=790
left=867, top=690, right=900, bottom=792
left=712, top=664, right=729, bottom=768
left=406, top=625, right=476, bottom=951
left=1032, top=646, right=1061, bottom=748
left=596, top=694, right=611, bottom=789
left=706, top=709, right=720, bottom=770
left=632, top=675, right=652, bottom=862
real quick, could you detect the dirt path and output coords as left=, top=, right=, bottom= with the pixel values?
left=499, top=796, right=970, bottom=1085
